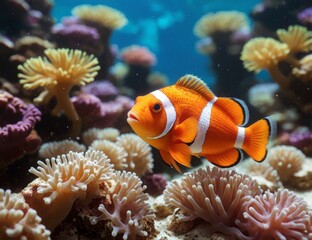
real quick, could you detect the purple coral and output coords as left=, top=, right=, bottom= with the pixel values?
left=0, top=90, right=41, bottom=168
left=82, top=80, right=119, bottom=101
left=51, top=23, right=101, bottom=54
left=72, top=93, right=133, bottom=129
left=142, top=173, right=167, bottom=197
left=289, top=128, right=312, bottom=155
left=298, top=7, right=312, bottom=26
left=238, top=189, right=312, bottom=239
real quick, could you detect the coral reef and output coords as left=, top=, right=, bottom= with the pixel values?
left=0, top=188, right=51, bottom=239
left=82, top=127, right=120, bottom=146
left=116, top=133, right=154, bottom=177
left=38, top=139, right=86, bottom=159
left=238, top=189, right=312, bottom=239
left=0, top=90, right=41, bottom=169
left=22, top=150, right=114, bottom=230
left=18, top=48, right=100, bottom=137
left=241, top=25, right=312, bottom=114
left=91, top=171, right=155, bottom=240
left=120, top=45, right=157, bottom=96
left=194, top=11, right=253, bottom=97
left=164, top=166, right=262, bottom=239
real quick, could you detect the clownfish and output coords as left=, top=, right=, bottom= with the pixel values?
left=127, top=74, right=275, bottom=172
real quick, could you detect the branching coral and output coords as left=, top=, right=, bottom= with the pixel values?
left=163, top=166, right=262, bottom=239
left=38, top=139, right=86, bottom=159
left=89, top=139, right=127, bottom=170
left=238, top=189, right=312, bottom=239
left=18, top=48, right=100, bottom=137
left=72, top=4, right=128, bottom=30
left=22, top=150, right=114, bottom=230
left=194, top=11, right=249, bottom=37
left=0, top=90, right=41, bottom=168
left=0, top=189, right=51, bottom=240
left=277, top=25, right=312, bottom=53
left=82, top=127, right=120, bottom=146
left=116, top=133, right=154, bottom=177
left=241, top=37, right=290, bottom=73
left=267, top=145, right=305, bottom=184
left=91, top=171, right=155, bottom=240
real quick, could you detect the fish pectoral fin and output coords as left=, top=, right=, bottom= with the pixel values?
left=160, top=150, right=182, bottom=173
left=203, top=149, right=244, bottom=167
left=216, top=97, right=249, bottom=126
left=173, top=117, right=198, bottom=143
left=169, top=143, right=192, bottom=168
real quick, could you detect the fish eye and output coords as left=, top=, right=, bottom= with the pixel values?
left=152, top=103, right=162, bottom=113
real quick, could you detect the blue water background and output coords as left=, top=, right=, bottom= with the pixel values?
left=53, top=0, right=261, bottom=85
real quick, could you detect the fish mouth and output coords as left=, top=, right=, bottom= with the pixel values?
left=127, top=111, right=139, bottom=123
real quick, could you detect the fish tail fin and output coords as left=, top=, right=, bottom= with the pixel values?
left=242, top=117, right=276, bottom=162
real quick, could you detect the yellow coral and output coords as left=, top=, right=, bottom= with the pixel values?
left=292, top=54, right=312, bottom=82
left=0, top=189, right=50, bottom=240
left=277, top=25, right=312, bottom=53
left=18, top=48, right=100, bottom=136
left=72, top=4, right=128, bottom=30
left=241, top=37, right=289, bottom=72
left=194, top=11, right=249, bottom=37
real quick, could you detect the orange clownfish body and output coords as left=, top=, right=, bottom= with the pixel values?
left=127, top=74, right=275, bottom=172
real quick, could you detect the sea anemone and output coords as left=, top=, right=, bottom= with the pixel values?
left=277, top=25, right=312, bottom=53
left=116, top=133, right=154, bottom=177
left=82, top=127, right=120, bottom=146
left=38, top=139, right=86, bottom=159
left=240, top=37, right=289, bottom=73
left=194, top=11, right=249, bottom=37
left=0, top=189, right=51, bottom=240
left=22, top=150, right=114, bottom=230
left=163, top=166, right=262, bottom=239
left=120, top=45, right=156, bottom=67
left=0, top=90, right=41, bottom=168
left=89, top=139, right=127, bottom=171
left=266, top=145, right=305, bottom=183
left=18, top=48, right=100, bottom=137
left=238, top=189, right=312, bottom=239
left=72, top=4, right=128, bottom=30
left=91, top=171, right=155, bottom=240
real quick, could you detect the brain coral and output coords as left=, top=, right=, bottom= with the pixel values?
left=238, top=189, right=312, bottom=239
left=91, top=171, right=155, bottom=240
left=241, top=37, right=289, bottom=73
left=0, top=189, right=51, bottom=240
left=163, top=166, right=262, bottom=239
left=22, top=150, right=114, bottom=230
left=194, top=11, right=249, bottom=37
left=116, top=133, right=154, bottom=176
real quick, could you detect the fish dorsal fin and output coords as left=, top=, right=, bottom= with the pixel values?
left=176, top=74, right=215, bottom=101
